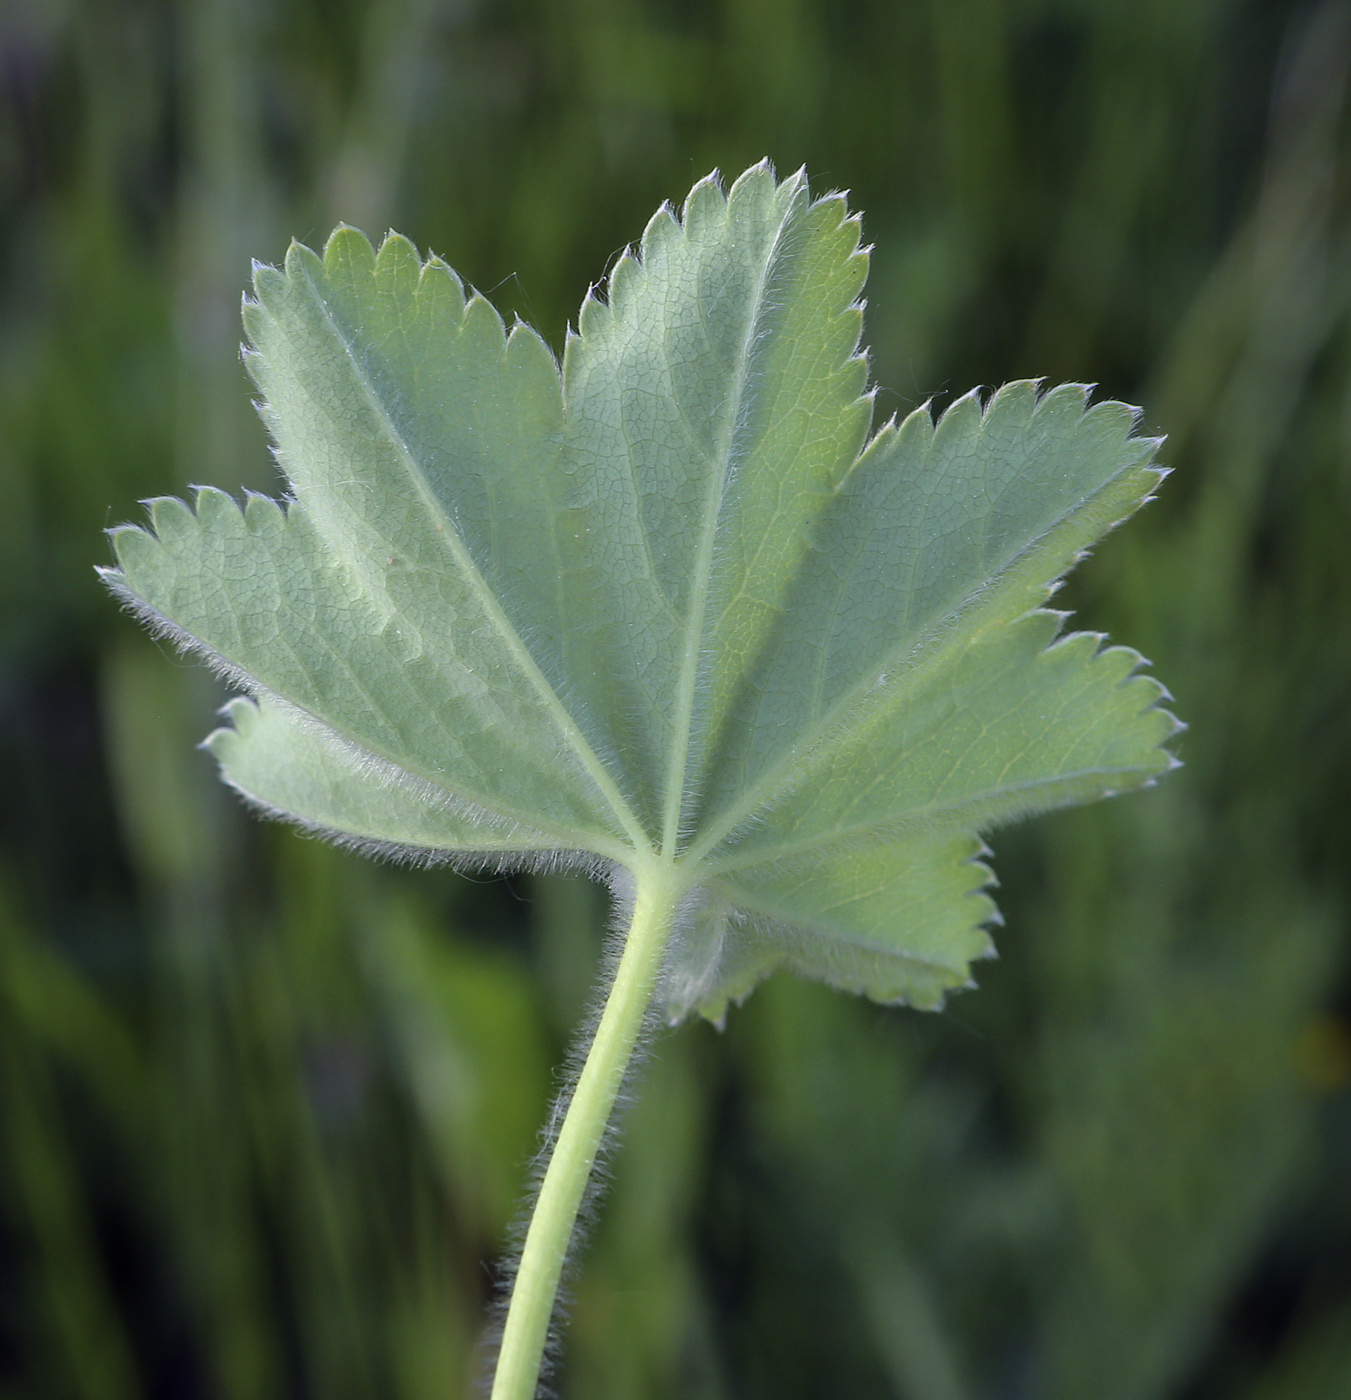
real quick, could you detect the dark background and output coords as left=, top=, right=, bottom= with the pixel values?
left=3, top=1, right=1351, bottom=1397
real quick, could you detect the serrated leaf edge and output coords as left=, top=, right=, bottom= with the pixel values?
left=98, top=499, right=634, bottom=864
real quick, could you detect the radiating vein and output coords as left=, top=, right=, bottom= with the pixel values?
left=700, top=759, right=1163, bottom=880
left=685, top=460, right=1156, bottom=865
left=659, top=191, right=794, bottom=857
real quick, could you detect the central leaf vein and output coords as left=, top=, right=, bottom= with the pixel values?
left=300, top=264, right=651, bottom=855
left=660, top=196, right=794, bottom=858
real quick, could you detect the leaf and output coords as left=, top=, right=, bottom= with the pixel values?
left=101, top=163, right=1179, bottom=1022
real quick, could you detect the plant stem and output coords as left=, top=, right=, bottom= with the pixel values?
left=490, top=861, right=681, bottom=1400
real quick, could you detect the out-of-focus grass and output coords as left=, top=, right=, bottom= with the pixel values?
left=1, top=1, right=1349, bottom=1397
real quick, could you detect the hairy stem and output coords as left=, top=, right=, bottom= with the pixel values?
left=490, top=861, right=681, bottom=1400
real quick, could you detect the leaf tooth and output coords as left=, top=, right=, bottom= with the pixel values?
left=415, top=253, right=466, bottom=317
left=575, top=285, right=610, bottom=339
left=728, top=158, right=803, bottom=226
left=811, top=188, right=853, bottom=220
left=1020, top=607, right=1073, bottom=648
left=373, top=229, right=421, bottom=284
left=1105, top=643, right=1153, bottom=679
left=280, top=241, right=323, bottom=297
left=982, top=378, right=1040, bottom=431
left=637, top=202, right=681, bottom=266
left=243, top=261, right=278, bottom=320
left=968, top=836, right=998, bottom=870
left=505, top=320, right=560, bottom=377
left=190, top=484, right=244, bottom=533
left=145, top=493, right=197, bottom=541
left=897, top=401, right=936, bottom=449
left=240, top=302, right=271, bottom=365
left=1134, top=676, right=1187, bottom=738
left=1077, top=395, right=1139, bottom=442
left=727, top=159, right=778, bottom=216
left=1138, top=464, right=1171, bottom=509
left=605, top=250, right=642, bottom=318
left=320, top=224, right=376, bottom=276
left=1043, top=626, right=1107, bottom=663
left=250, top=260, right=288, bottom=308
left=767, top=160, right=806, bottom=208
left=856, top=413, right=898, bottom=460
left=1034, top=379, right=1091, bottom=416
left=838, top=403, right=924, bottom=493
left=242, top=490, right=287, bottom=532
left=1151, top=677, right=1180, bottom=706
left=933, top=385, right=985, bottom=442
left=679, top=168, right=727, bottom=234
left=461, top=291, right=509, bottom=358
left=215, top=694, right=257, bottom=732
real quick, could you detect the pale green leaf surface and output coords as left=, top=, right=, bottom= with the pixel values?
left=207, top=695, right=562, bottom=857
left=107, top=488, right=628, bottom=852
left=668, top=832, right=997, bottom=1021
left=102, top=163, right=1178, bottom=1019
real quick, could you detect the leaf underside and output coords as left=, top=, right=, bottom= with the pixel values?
left=102, top=163, right=1179, bottom=1022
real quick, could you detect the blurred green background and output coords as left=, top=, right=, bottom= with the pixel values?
left=3, top=0, right=1351, bottom=1396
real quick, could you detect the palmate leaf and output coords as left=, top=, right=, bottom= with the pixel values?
left=101, top=162, right=1178, bottom=1023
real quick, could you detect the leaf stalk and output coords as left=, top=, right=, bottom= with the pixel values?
left=490, top=860, right=681, bottom=1400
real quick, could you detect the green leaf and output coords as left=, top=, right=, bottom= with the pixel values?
left=101, top=163, right=1178, bottom=1021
